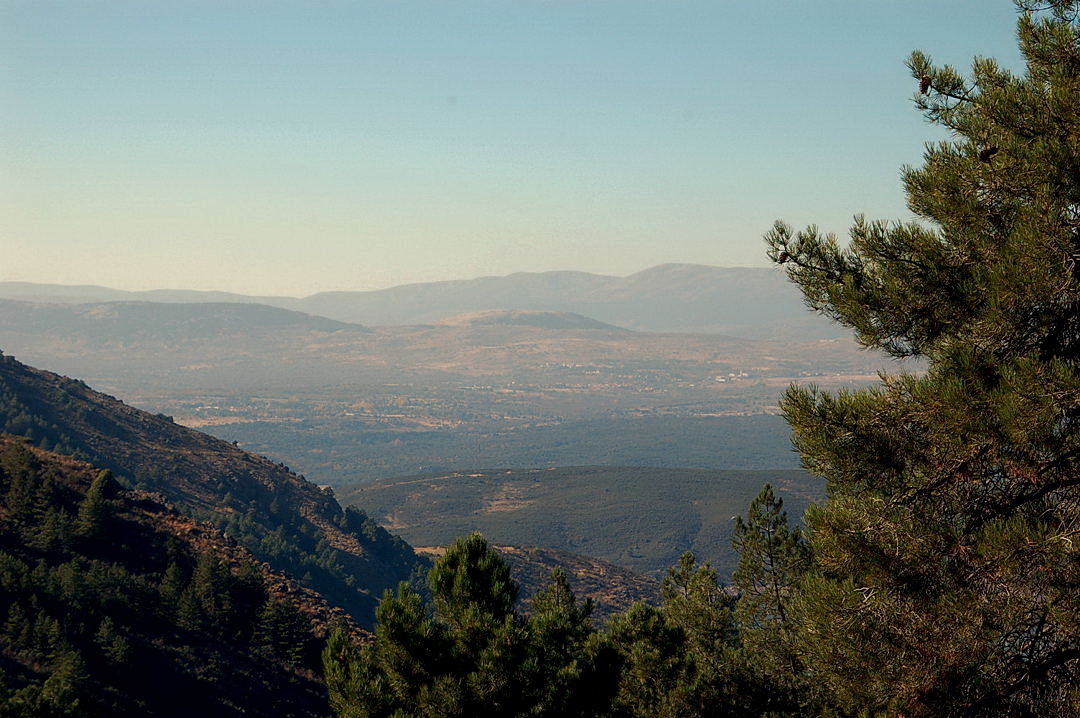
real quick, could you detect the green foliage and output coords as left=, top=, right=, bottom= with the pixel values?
left=430, top=532, right=518, bottom=627
left=0, top=376, right=83, bottom=462
left=323, top=624, right=383, bottom=718
left=592, top=552, right=785, bottom=718
left=603, top=602, right=693, bottom=717
left=75, top=470, right=114, bottom=538
left=763, top=2, right=1080, bottom=715
left=324, top=533, right=616, bottom=717
left=732, top=485, right=809, bottom=628
left=325, top=536, right=791, bottom=718
left=254, top=597, right=312, bottom=665
left=731, top=485, right=810, bottom=710
left=94, top=616, right=131, bottom=665
left=526, top=567, right=609, bottom=717
left=0, top=441, right=323, bottom=716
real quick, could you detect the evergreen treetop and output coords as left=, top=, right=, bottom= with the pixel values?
left=765, top=2, right=1080, bottom=715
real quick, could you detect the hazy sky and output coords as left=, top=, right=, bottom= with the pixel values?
left=2, top=1, right=1023, bottom=296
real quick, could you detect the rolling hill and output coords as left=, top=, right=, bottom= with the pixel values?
left=0, top=298, right=366, bottom=344
left=341, top=466, right=823, bottom=580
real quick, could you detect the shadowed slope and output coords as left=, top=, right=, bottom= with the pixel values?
left=0, top=352, right=423, bottom=627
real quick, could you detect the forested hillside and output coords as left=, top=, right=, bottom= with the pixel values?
left=0, top=352, right=424, bottom=627
left=0, top=436, right=351, bottom=716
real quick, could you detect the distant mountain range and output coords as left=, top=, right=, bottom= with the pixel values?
left=0, top=264, right=845, bottom=339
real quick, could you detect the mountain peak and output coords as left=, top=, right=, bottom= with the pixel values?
left=435, top=309, right=628, bottom=331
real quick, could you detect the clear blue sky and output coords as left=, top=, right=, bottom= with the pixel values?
left=1, top=1, right=1023, bottom=295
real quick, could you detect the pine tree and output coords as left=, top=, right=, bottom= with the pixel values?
left=191, top=551, right=227, bottom=621
left=429, top=532, right=518, bottom=630
left=253, top=597, right=310, bottom=665
left=176, top=584, right=203, bottom=631
left=75, top=470, right=113, bottom=538
left=526, top=567, right=612, bottom=717
left=323, top=624, right=386, bottom=718
left=764, top=2, right=1080, bottom=715
left=38, top=649, right=87, bottom=716
left=95, top=616, right=131, bottom=665
left=602, top=602, right=690, bottom=717
left=731, top=488, right=813, bottom=715
left=323, top=533, right=536, bottom=717
left=732, top=486, right=809, bottom=632
left=158, top=561, right=187, bottom=616
left=426, top=533, right=528, bottom=715
left=3, top=443, right=42, bottom=528
left=4, top=602, right=32, bottom=649
left=34, top=508, right=72, bottom=552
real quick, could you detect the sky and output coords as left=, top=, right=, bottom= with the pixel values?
left=1, top=1, right=1025, bottom=296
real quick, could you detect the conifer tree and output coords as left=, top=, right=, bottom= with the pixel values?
left=324, top=533, right=524, bottom=717
left=526, top=567, right=612, bottom=717
left=95, top=616, right=131, bottom=665
left=75, top=470, right=113, bottom=538
left=323, top=624, right=382, bottom=718
left=254, top=597, right=310, bottom=665
left=158, top=561, right=187, bottom=616
left=732, top=486, right=809, bottom=632
left=176, top=584, right=203, bottom=631
left=191, top=551, right=228, bottom=620
left=661, top=553, right=736, bottom=685
left=764, top=2, right=1080, bottom=714
left=37, top=650, right=88, bottom=716
left=323, top=534, right=607, bottom=717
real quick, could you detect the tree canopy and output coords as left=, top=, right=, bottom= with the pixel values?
left=765, top=1, right=1080, bottom=715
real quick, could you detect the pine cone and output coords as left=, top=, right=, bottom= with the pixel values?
left=979, top=145, right=999, bottom=163
left=919, top=75, right=931, bottom=94
left=777, top=251, right=789, bottom=264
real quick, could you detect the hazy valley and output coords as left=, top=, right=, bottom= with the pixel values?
left=0, top=265, right=897, bottom=487
left=6, top=1, right=1072, bottom=712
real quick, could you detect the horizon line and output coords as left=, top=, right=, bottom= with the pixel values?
left=0, top=261, right=780, bottom=300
